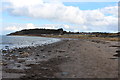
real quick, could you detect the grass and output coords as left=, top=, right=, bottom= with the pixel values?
left=39, top=34, right=119, bottom=41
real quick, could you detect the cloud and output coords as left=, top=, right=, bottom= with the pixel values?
left=2, top=0, right=118, bottom=32
left=4, top=23, right=37, bottom=31
left=64, top=25, right=70, bottom=29
left=26, top=23, right=36, bottom=29
left=1, top=0, right=99, bottom=24
left=5, top=26, right=18, bottom=31
left=100, top=6, right=118, bottom=16
left=42, top=24, right=57, bottom=29
left=3, top=23, right=61, bottom=32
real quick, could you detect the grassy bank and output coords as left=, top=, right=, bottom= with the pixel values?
left=8, top=34, right=119, bottom=41
left=38, top=34, right=119, bottom=41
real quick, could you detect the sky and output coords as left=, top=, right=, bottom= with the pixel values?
left=0, top=0, right=119, bottom=35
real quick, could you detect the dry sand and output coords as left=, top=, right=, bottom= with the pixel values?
left=1, top=39, right=119, bottom=79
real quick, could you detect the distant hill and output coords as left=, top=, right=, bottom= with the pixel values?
left=7, top=28, right=66, bottom=36
left=7, top=28, right=119, bottom=38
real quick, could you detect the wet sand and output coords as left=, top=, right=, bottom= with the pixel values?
left=1, top=39, right=119, bottom=79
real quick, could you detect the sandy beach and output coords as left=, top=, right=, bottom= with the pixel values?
left=1, top=38, right=119, bottom=80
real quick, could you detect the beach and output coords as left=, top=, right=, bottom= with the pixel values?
left=1, top=38, right=119, bottom=79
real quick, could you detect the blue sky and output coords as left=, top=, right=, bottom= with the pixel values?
left=1, top=0, right=118, bottom=34
left=64, top=2, right=117, bottom=10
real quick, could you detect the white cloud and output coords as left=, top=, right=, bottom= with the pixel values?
left=3, top=23, right=62, bottom=32
left=74, top=29, right=79, bottom=32
left=4, top=23, right=37, bottom=31
left=5, top=26, right=19, bottom=31
left=2, top=0, right=85, bottom=24
left=2, top=0, right=43, bottom=7
left=26, top=23, right=36, bottom=29
left=42, top=24, right=57, bottom=29
left=64, top=25, right=70, bottom=29
left=82, top=25, right=88, bottom=30
left=100, top=6, right=118, bottom=17
left=2, top=0, right=118, bottom=32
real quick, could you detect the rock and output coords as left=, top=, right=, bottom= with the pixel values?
left=9, top=54, right=14, bottom=57
left=17, top=58, right=26, bottom=60
left=2, top=50, right=7, bottom=53
left=98, top=46, right=100, bottom=48
left=2, top=53, right=8, bottom=56
left=25, top=64, right=34, bottom=67
left=25, top=59, right=38, bottom=65
left=18, top=59, right=25, bottom=63
left=41, top=67, right=49, bottom=70
left=0, top=62, right=7, bottom=66
left=110, top=57, right=118, bottom=59
left=72, top=75, right=76, bottom=77
left=42, top=55, right=46, bottom=58
left=36, top=54, right=39, bottom=56
left=48, top=51, right=52, bottom=52
left=56, top=49, right=66, bottom=53
left=17, top=65, right=21, bottom=67
left=61, top=72, right=69, bottom=76
left=113, top=53, right=120, bottom=57
left=116, top=50, right=120, bottom=53
left=19, top=52, right=29, bottom=57
left=5, top=46, right=9, bottom=49
left=57, top=56, right=61, bottom=58
left=65, top=56, right=69, bottom=58
left=41, top=49, right=44, bottom=51
left=113, top=50, right=120, bottom=57
left=35, top=57, right=38, bottom=60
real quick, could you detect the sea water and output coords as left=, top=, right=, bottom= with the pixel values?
left=0, top=35, right=60, bottom=50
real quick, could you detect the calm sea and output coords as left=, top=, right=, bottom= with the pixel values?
left=0, top=35, right=60, bottom=50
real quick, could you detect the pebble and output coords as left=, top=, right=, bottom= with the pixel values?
left=61, top=72, right=69, bottom=76
left=48, top=51, right=52, bottom=52
left=42, top=55, right=46, bottom=58
left=41, top=67, right=49, bottom=70
left=36, top=54, right=39, bottom=56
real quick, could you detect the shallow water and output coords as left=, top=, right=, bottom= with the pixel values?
left=0, top=35, right=60, bottom=50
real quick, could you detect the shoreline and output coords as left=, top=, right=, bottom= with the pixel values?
left=1, top=38, right=119, bottom=79
left=7, top=34, right=119, bottom=41
left=1, top=35, right=62, bottom=50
